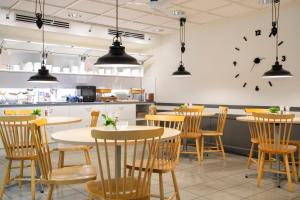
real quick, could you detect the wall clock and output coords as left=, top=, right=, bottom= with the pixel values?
left=233, top=29, right=286, bottom=91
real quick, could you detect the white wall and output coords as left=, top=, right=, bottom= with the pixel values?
left=143, top=1, right=300, bottom=107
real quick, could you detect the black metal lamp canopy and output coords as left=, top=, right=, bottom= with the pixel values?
left=28, top=0, right=58, bottom=83
left=172, top=17, right=191, bottom=77
left=262, top=0, right=292, bottom=78
left=94, top=0, right=139, bottom=67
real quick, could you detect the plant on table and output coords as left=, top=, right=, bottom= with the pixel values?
left=32, top=108, right=42, bottom=116
left=269, top=106, right=280, bottom=113
left=101, top=114, right=118, bottom=130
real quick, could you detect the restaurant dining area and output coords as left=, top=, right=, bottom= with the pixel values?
left=0, top=0, right=300, bottom=199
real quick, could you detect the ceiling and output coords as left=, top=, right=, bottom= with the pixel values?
left=0, top=0, right=296, bottom=35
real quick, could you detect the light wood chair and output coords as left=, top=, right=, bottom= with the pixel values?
left=86, top=127, right=164, bottom=200
left=174, top=107, right=204, bottom=163
left=201, top=106, right=228, bottom=160
left=149, top=105, right=157, bottom=115
left=4, top=109, right=33, bottom=115
left=30, top=118, right=97, bottom=200
left=54, top=111, right=100, bottom=168
left=0, top=115, right=37, bottom=200
left=244, top=108, right=270, bottom=169
left=253, top=113, right=298, bottom=192
left=128, top=114, right=184, bottom=200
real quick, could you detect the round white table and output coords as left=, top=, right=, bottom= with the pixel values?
left=157, top=111, right=215, bottom=117
left=51, top=126, right=180, bottom=145
left=44, top=116, right=82, bottom=126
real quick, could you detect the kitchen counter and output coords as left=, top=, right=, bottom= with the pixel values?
left=0, top=101, right=153, bottom=107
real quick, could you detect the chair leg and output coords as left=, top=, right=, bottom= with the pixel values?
left=47, top=184, right=54, bottom=200
left=283, top=154, right=293, bottom=192
left=298, top=147, right=300, bottom=176
left=176, top=138, right=181, bottom=163
left=257, top=149, right=261, bottom=171
left=290, top=153, right=298, bottom=183
left=200, top=137, right=204, bottom=161
left=31, top=160, right=36, bottom=200
left=0, top=160, right=12, bottom=199
left=158, top=173, right=164, bottom=200
left=58, top=151, right=65, bottom=168
left=195, top=138, right=201, bottom=162
left=171, top=170, right=180, bottom=200
left=257, top=152, right=265, bottom=187
left=247, top=143, right=255, bottom=169
left=218, top=136, right=226, bottom=160
left=215, top=136, right=220, bottom=151
left=19, top=160, right=24, bottom=188
left=84, top=149, right=92, bottom=165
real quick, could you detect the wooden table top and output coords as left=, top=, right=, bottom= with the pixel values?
left=51, top=126, right=180, bottom=145
left=236, top=115, right=300, bottom=124
left=156, top=111, right=215, bottom=117
left=45, top=116, right=82, bottom=126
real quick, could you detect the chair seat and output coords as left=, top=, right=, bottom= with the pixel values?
left=86, top=178, right=150, bottom=200
left=53, top=145, right=92, bottom=152
left=127, top=159, right=175, bottom=173
left=258, top=144, right=297, bottom=154
left=201, top=130, right=223, bottom=136
left=251, top=138, right=259, bottom=144
left=45, top=165, right=96, bottom=185
left=180, top=132, right=201, bottom=138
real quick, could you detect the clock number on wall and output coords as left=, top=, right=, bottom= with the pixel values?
left=278, top=41, right=284, bottom=46
left=235, top=74, right=240, bottom=78
left=255, top=86, right=259, bottom=91
left=243, top=82, right=247, bottom=88
left=233, top=61, right=237, bottom=66
left=282, top=56, right=286, bottom=62
left=269, top=81, right=273, bottom=87
left=255, top=30, right=261, bottom=36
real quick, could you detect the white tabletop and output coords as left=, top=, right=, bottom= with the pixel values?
left=45, top=116, right=82, bottom=126
left=51, top=126, right=181, bottom=145
left=157, top=111, right=215, bottom=117
left=236, top=115, right=300, bottom=124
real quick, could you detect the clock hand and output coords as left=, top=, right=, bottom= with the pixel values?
left=250, top=57, right=265, bottom=72
left=250, top=63, right=256, bottom=72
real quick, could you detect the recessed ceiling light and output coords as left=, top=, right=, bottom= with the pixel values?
left=153, top=28, right=164, bottom=32
left=68, top=12, right=82, bottom=19
left=172, top=10, right=186, bottom=16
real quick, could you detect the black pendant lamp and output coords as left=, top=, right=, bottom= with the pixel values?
left=263, top=0, right=292, bottom=78
left=172, top=17, right=191, bottom=77
left=94, top=0, right=140, bottom=67
left=28, top=0, right=58, bottom=83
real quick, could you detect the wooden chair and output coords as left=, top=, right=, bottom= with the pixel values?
left=244, top=108, right=270, bottom=169
left=54, top=111, right=100, bottom=168
left=201, top=106, right=228, bottom=160
left=174, top=107, right=204, bottom=162
left=149, top=105, right=157, bottom=115
left=253, top=113, right=298, bottom=192
left=86, top=127, right=164, bottom=200
left=4, top=109, right=33, bottom=115
left=127, top=114, right=184, bottom=200
left=30, top=118, right=97, bottom=200
left=0, top=115, right=37, bottom=200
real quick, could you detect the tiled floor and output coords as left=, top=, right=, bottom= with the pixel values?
left=0, top=150, right=299, bottom=200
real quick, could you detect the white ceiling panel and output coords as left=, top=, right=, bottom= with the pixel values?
left=119, top=21, right=151, bottom=30
left=143, top=26, right=175, bottom=35
left=93, top=0, right=133, bottom=6
left=210, top=3, right=255, bottom=17
left=181, top=0, right=231, bottom=11
left=69, top=0, right=114, bottom=15
left=232, top=0, right=295, bottom=9
left=134, top=14, right=171, bottom=25
left=189, top=12, right=221, bottom=24
left=0, top=0, right=18, bottom=8
left=164, top=5, right=199, bottom=17
left=103, top=7, right=147, bottom=20
left=88, top=15, right=128, bottom=27
left=13, top=1, right=61, bottom=15
left=42, top=0, right=78, bottom=7
left=55, top=9, right=96, bottom=21
left=160, top=20, right=180, bottom=29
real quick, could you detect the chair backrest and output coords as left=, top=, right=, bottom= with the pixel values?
left=216, top=106, right=228, bottom=133
left=91, top=128, right=164, bottom=199
left=0, top=115, right=36, bottom=159
left=4, top=109, right=33, bottom=116
left=192, top=105, right=205, bottom=109
left=145, top=115, right=184, bottom=168
left=174, top=108, right=204, bottom=135
left=253, top=113, right=294, bottom=151
left=30, top=118, right=52, bottom=181
left=244, top=108, right=269, bottom=115
left=90, top=111, right=100, bottom=127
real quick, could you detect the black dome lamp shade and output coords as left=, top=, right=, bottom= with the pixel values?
left=94, top=0, right=140, bottom=67
left=172, top=17, right=191, bottom=77
left=262, top=0, right=292, bottom=79
left=28, top=0, right=58, bottom=83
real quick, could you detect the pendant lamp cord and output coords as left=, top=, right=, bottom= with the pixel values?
left=273, top=0, right=280, bottom=62
left=35, top=0, right=42, bottom=14
left=42, top=0, right=45, bottom=66
left=114, top=0, right=122, bottom=44
left=180, top=18, right=186, bottom=64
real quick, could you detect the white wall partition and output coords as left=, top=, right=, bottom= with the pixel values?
left=143, top=1, right=300, bottom=106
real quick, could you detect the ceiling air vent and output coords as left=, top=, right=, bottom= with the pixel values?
left=108, top=29, right=145, bottom=40
left=15, top=14, right=70, bottom=29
